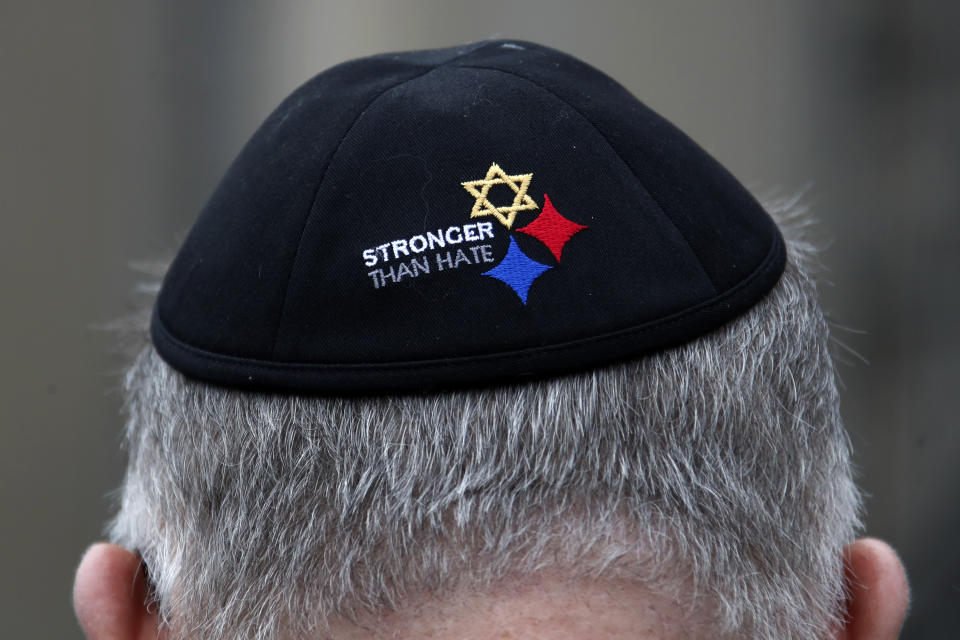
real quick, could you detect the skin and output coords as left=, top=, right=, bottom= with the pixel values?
left=325, top=573, right=716, bottom=640
left=73, top=538, right=909, bottom=640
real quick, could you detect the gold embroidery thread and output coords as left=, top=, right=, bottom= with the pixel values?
left=461, top=163, right=538, bottom=228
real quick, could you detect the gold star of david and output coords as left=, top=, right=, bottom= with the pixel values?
left=461, top=162, right=539, bottom=228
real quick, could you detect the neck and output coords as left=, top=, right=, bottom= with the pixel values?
left=326, top=572, right=716, bottom=640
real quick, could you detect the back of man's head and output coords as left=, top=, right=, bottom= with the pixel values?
left=74, top=41, right=908, bottom=640
left=110, top=203, right=855, bottom=640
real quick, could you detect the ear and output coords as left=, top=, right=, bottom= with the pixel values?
left=73, top=543, right=162, bottom=640
left=834, top=537, right=909, bottom=640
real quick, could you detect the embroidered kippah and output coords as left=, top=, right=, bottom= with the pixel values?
left=151, top=40, right=785, bottom=393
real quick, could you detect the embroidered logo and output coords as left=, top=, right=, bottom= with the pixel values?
left=465, top=163, right=588, bottom=304
left=360, top=162, right=588, bottom=304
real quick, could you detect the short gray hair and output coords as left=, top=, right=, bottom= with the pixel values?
left=110, top=198, right=861, bottom=640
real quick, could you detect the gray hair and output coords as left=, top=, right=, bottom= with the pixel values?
left=109, top=198, right=861, bottom=640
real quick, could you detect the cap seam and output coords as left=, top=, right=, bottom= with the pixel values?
left=270, top=63, right=451, bottom=359
left=455, top=63, right=721, bottom=296
left=269, top=44, right=512, bottom=359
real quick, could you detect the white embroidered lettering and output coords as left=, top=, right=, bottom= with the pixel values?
left=368, top=257, right=432, bottom=289
left=477, top=221, right=494, bottom=240
left=445, top=227, right=463, bottom=244
left=409, top=235, right=428, bottom=253
left=391, top=239, right=409, bottom=259
left=381, top=265, right=398, bottom=284
left=363, top=221, right=499, bottom=286
left=396, top=262, right=413, bottom=280
left=427, top=230, right=445, bottom=250
left=411, top=256, right=430, bottom=276
left=436, top=251, right=454, bottom=270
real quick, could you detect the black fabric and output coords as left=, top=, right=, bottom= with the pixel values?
left=152, top=40, right=785, bottom=394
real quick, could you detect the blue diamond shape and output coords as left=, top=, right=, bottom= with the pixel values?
left=482, top=236, right=552, bottom=304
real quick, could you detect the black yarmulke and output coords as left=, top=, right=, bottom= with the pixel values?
left=151, top=40, right=785, bottom=394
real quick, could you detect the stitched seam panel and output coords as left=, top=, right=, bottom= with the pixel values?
left=456, top=63, right=722, bottom=295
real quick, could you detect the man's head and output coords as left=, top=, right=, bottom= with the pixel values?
left=74, top=41, right=908, bottom=639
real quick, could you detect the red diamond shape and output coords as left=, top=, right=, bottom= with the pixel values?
left=515, top=194, right=588, bottom=261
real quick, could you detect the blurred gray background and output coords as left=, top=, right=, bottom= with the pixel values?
left=2, top=1, right=957, bottom=638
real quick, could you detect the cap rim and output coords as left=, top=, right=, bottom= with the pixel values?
left=150, top=226, right=785, bottom=395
